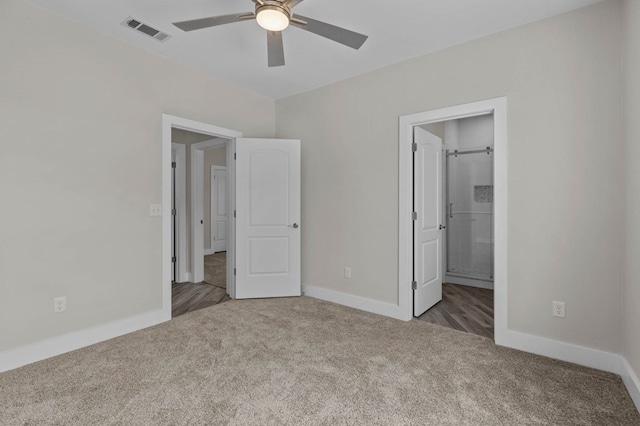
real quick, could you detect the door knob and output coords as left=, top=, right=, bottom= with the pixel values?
left=289, top=223, right=299, bottom=229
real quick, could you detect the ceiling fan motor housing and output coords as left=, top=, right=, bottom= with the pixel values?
left=256, top=0, right=292, bottom=31
left=256, top=1, right=292, bottom=17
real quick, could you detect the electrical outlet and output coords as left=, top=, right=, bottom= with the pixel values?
left=54, top=297, right=66, bottom=313
left=344, top=267, right=352, bottom=279
left=552, top=301, right=565, bottom=318
left=149, top=204, right=162, bottom=216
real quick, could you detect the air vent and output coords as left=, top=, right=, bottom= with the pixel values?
left=122, top=17, right=172, bottom=42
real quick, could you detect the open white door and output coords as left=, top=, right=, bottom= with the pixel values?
left=414, top=127, right=443, bottom=316
left=235, top=138, right=301, bottom=299
left=211, top=166, right=228, bottom=253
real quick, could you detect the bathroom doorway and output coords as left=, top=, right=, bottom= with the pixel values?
left=398, top=98, right=507, bottom=342
left=418, top=115, right=494, bottom=338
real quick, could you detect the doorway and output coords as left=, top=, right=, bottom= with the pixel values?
left=414, top=115, right=495, bottom=338
left=161, top=115, right=241, bottom=320
left=191, top=137, right=232, bottom=287
left=162, top=116, right=302, bottom=320
left=397, top=98, right=507, bottom=344
left=169, top=135, right=233, bottom=317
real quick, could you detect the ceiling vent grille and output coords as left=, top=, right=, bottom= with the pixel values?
left=122, top=17, right=172, bottom=42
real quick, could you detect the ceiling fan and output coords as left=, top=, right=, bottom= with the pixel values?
left=173, top=0, right=368, bottom=67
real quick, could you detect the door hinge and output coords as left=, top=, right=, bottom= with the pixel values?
left=171, top=256, right=176, bottom=263
left=171, top=208, right=177, bottom=216
left=412, top=211, right=417, bottom=221
left=412, top=142, right=417, bottom=152
left=234, top=153, right=237, bottom=160
left=412, top=281, right=417, bottom=290
left=234, top=210, right=236, bottom=218
left=234, top=268, right=236, bottom=276
left=171, top=161, right=176, bottom=168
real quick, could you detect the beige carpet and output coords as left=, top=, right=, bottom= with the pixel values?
left=1, top=297, right=638, bottom=425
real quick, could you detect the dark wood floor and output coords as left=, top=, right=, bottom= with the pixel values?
left=172, top=252, right=229, bottom=318
left=203, top=252, right=226, bottom=289
left=172, top=282, right=230, bottom=317
left=417, top=283, right=494, bottom=339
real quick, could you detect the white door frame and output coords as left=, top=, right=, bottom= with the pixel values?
left=191, top=138, right=232, bottom=283
left=162, top=114, right=241, bottom=319
left=210, top=165, right=228, bottom=254
left=171, top=143, right=188, bottom=282
left=398, top=97, right=507, bottom=344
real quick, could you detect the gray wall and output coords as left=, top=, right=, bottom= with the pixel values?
left=0, top=0, right=275, bottom=351
left=2, top=0, right=637, bottom=375
left=623, top=0, right=640, bottom=385
left=276, top=0, right=624, bottom=353
left=419, top=122, right=445, bottom=139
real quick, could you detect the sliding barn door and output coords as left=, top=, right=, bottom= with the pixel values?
left=235, top=138, right=301, bottom=299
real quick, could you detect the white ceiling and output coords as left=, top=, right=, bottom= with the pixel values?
left=27, top=0, right=602, bottom=99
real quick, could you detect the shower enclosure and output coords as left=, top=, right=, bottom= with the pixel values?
left=445, top=147, right=494, bottom=285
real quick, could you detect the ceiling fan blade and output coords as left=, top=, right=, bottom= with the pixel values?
left=173, top=13, right=253, bottom=32
left=284, top=0, right=304, bottom=8
left=290, top=14, right=368, bottom=50
left=267, top=31, right=285, bottom=67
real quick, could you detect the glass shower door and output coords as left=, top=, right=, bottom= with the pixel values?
left=446, top=150, right=494, bottom=281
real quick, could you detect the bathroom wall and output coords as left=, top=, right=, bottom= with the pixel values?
left=444, top=115, right=494, bottom=151
left=445, top=116, right=494, bottom=285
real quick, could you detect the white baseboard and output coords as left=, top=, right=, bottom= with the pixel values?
left=496, top=328, right=624, bottom=374
left=0, top=309, right=169, bottom=373
left=621, top=358, right=640, bottom=412
left=176, top=272, right=191, bottom=283
left=445, top=275, right=494, bottom=290
left=203, top=248, right=215, bottom=256
left=302, top=284, right=403, bottom=320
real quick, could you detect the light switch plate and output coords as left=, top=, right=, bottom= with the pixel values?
left=149, top=204, right=162, bottom=216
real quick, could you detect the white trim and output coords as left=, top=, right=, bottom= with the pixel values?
left=501, top=329, right=624, bottom=374
left=162, top=115, right=174, bottom=315
left=227, top=139, right=237, bottom=299
left=171, top=143, right=188, bottom=282
left=0, top=309, right=167, bottom=373
left=302, top=284, right=404, bottom=320
left=621, top=358, right=640, bottom=412
left=210, top=165, right=228, bottom=254
left=203, top=248, right=216, bottom=256
left=445, top=275, right=494, bottom=290
left=398, top=97, right=508, bottom=341
left=191, top=137, right=238, bottom=283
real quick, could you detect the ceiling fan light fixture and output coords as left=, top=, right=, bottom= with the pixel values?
left=256, top=5, right=290, bottom=32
